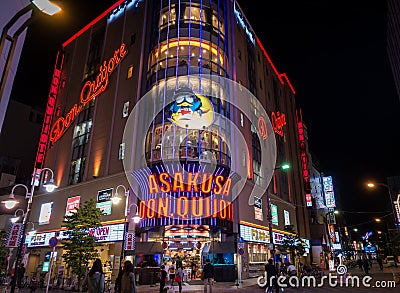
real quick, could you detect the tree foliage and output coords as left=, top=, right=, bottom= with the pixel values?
left=281, top=225, right=307, bottom=259
left=62, top=199, right=103, bottom=286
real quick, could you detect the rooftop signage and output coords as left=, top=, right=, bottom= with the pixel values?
left=49, top=43, right=127, bottom=143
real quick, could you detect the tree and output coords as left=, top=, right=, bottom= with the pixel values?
left=62, top=199, right=103, bottom=289
left=280, top=225, right=307, bottom=261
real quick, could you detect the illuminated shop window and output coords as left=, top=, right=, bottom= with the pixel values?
left=148, top=38, right=227, bottom=75
left=159, top=6, right=176, bottom=29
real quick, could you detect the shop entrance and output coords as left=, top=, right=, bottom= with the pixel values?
left=162, top=225, right=211, bottom=281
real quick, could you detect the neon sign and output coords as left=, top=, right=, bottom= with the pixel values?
left=139, top=197, right=233, bottom=220
left=34, top=52, right=63, bottom=172
left=257, top=116, right=268, bottom=140
left=297, top=109, right=312, bottom=207
left=323, top=176, right=336, bottom=208
left=50, top=43, right=127, bottom=143
left=233, top=2, right=255, bottom=44
left=148, top=172, right=232, bottom=196
left=271, top=111, right=286, bottom=137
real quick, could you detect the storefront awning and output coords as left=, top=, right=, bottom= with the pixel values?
left=128, top=242, right=163, bottom=255
left=207, top=241, right=235, bottom=253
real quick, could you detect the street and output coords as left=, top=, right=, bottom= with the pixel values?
left=6, top=265, right=398, bottom=293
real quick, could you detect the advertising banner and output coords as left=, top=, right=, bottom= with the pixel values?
left=6, top=223, right=23, bottom=247
left=65, top=196, right=80, bottom=216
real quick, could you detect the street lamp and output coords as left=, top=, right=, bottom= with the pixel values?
left=366, top=182, right=398, bottom=230
left=0, top=0, right=61, bottom=132
left=266, top=163, right=291, bottom=264
left=10, top=209, right=25, bottom=223
left=2, top=167, right=57, bottom=293
left=112, top=185, right=141, bottom=293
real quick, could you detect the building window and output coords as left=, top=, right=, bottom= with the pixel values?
left=251, top=130, right=262, bottom=186
left=130, top=34, right=136, bottom=45
left=184, top=5, right=206, bottom=25
left=118, top=143, right=125, bottom=160
left=159, top=6, right=176, bottom=29
left=238, top=49, right=241, bottom=60
left=127, top=65, right=134, bottom=79
left=123, top=101, right=129, bottom=117
left=84, top=29, right=105, bottom=79
left=212, top=13, right=224, bottom=35
left=259, top=79, right=262, bottom=89
left=148, top=38, right=227, bottom=75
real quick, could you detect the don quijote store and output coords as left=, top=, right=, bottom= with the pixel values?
left=27, top=0, right=311, bottom=284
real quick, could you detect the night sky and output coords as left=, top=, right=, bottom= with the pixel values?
left=10, top=0, right=400, bottom=236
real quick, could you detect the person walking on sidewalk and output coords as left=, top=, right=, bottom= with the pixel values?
left=376, top=256, right=383, bottom=270
left=362, top=257, right=370, bottom=275
left=159, top=265, right=167, bottom=293
left=203, top=259, right=214, bottom=293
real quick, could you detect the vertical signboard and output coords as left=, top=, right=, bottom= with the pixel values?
left=297, top=109, right=312, bottom=207
left=125, top=232, right=135, bottom=250
left=254, top=197, right=263, bottom=221
left=39, top=202, right=53, bottom=225
left=33, top=52, right=64, bottom=185
left=284, top=210, right=290, bottom=226
left=6, top=223, right=23, bottom=247
left=323, top=176, right=336, bottom=208
left=271, top=204, right=278, bottom=225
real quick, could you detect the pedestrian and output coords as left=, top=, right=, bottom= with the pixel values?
left=191, top=262, right=197, bottom=279
left=168, top=262, right=176, bottom=285
left=357, top=258, right=363, bottom=271
left=115, top=261, right=132, bottom=293
left=29, top=275, right=37, bottom=293
left=159, top=265, right=167, bottom=293
left=121, top=261, right=135, bottom=293
left=377, top=256, right=383, bottom=270
left=202, top=259, right=214, bottom=293
left=87, top=259, right=105, bottom=293
left=17, top=263, right=26, bottom=288
left=265, top=258, right=278, bottom=292
left=175, top=265, right=184, bottom=293
left=362, top=257, right=370, bottom=275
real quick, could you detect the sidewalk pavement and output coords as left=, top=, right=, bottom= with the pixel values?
left=3, top=278, right=261, bottom=293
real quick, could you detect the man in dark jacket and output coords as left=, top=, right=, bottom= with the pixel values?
left=265, top=259, right=278, bottom=292
left=203, top=259, right=214, bottom=293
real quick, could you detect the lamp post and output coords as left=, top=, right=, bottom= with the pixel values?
left=111, top=185, right=141, bottom=293
left=2, top=167, right=57, bottom=293
left=367, top=182, right=399, bottom=231
left=266, top=163, right=290, bottom=264
left=0, top=0, right=61, bottom=132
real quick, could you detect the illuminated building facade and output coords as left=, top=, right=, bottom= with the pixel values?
left=28, top=0, right=311, bottom=281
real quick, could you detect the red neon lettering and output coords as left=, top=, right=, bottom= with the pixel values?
left=49, top=44, right=127, bottom=143
left=271, top=112, right=287, bottom=137
left=148, top=174, right=159, bottom=194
